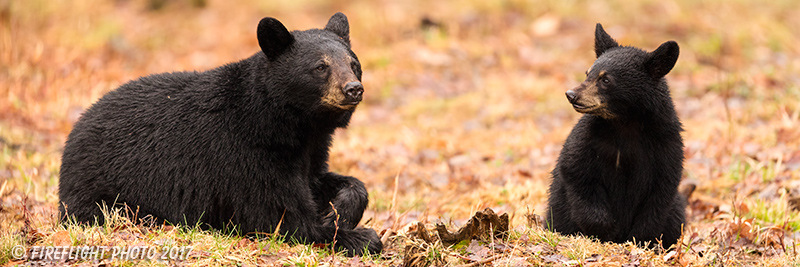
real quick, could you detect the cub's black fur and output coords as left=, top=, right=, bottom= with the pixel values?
left=545, top=24, right=685, bottom=249
left=58, top=13, right=381, bottom=256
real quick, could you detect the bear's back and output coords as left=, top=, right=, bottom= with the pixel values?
left=59, top=64, right=270, bottom=227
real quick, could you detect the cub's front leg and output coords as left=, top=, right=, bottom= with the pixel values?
left=564, top=181, right=618, bottom=240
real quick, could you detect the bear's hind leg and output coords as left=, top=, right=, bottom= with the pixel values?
left=59, top=194, right=116, bottom=226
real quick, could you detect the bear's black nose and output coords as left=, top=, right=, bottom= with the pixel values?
left=565, top=90, right=578, bottom=103
left=343, top=81, right=363, bottom=102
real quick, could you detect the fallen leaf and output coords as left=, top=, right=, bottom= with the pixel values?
left=234, top=238, right=255, bottom=250
left=49, top=230, right=72, bottom=246
left=347, top=257, right=368, bottom=267
left=465, top=240, right=490, bottom=261
left=542, top=254, right=569, bottom=264
left=678, top=252, right=698, bottom=266
left=585, top=253, right=603, bottom=263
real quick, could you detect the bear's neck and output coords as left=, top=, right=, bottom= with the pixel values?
left=216, top=54, right=351, bottom=145
left=589, top=102, right=681, bottom=140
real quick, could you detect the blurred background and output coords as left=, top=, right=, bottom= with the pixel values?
left=1, top=0, right=799, bottom=259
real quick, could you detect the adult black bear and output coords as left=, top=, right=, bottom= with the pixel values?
left=58, top=13, right=382, bottom=256
left=545, top=24, right=685, bottom=249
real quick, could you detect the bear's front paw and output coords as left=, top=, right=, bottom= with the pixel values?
left=343, top=227, right=383, bottom=256
left=574, top=210, right=617, bottom=239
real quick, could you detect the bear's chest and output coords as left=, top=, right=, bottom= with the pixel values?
left=589, top=137, right=656, bottom=193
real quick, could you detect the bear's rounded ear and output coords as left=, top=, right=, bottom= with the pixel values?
left=645, top=41, right=679, bottom=78
left=594, top=23, right=619, bottom=58
left=257, top=17, right=295, bottom=61
left=325, top=12, right=350, bottom=45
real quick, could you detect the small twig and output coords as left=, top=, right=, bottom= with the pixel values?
left=674, top=225, right=690, bottom=262
left=391, top=169, right=400, bottom=213
left=329, top=202, right=340, bottom=255
left=452, top=253, right=472, bottom=261
left=793, top=231, right=797, bottom=259
left=134, top=205, right=140, bottom=225
left=779, top=224, right=786, bottom=254
left=21, top=194, right=39, bottom=245
left=391, top=168, right=402, bottom=229
left=0, top=179, right=7, bottom=196
left=274, top=209, right=286, bottom=235
left=380, top=226, right=392, bottom=245
left=382, top=168, right=403, bottom=245
left=454, top=255, right=503, bottom=267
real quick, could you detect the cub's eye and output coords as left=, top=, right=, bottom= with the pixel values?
left=350, top=61, right=358, bottom=70
left=601, top=77, right=610, bottom=84
left=315, top=64, right=327, bottom=72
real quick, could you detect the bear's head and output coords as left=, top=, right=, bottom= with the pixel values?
left=566, top=23, right=679, bottom=120
left=256, top=13, right=363, bottom=113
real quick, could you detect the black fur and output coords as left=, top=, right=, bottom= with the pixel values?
left=58, top=13, right=381, bottom=256
left=545, top=23, right=685, bottom=249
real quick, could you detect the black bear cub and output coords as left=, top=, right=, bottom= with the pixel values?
left=59, top=13, right=382, bottom=256
left=545, top=24, right=685, bottom=249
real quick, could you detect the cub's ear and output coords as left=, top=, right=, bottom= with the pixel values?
left=257, top=17, right=295, bottom=61
left=645, top=41, right=679, bottom=78
left=325, top=12, right=350, bottom=45
left=594, top=23, right=619, bottom=58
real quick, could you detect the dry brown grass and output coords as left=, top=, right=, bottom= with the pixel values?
left=2, top=0, right=800, bottom=265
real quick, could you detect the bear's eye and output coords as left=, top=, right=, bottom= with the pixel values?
left=601, top=77, right=610, bottom=84
left=315, top=64, right=327, bottom=72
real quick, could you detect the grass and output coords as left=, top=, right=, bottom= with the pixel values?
left=748, top=195, right=800, bottom=231
left=2, top=0, right=800, bottom=265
